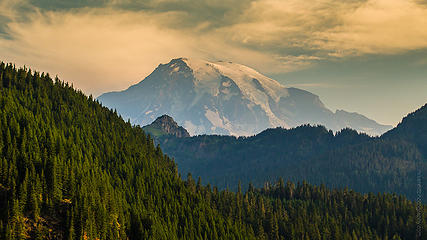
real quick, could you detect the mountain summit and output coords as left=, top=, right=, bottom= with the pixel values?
left=98, top=58, right=391, bottom=136
left=143, top=114, right=190, bottom=138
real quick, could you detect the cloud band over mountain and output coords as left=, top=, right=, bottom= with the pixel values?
left=0, top=0, right=426, bottom=125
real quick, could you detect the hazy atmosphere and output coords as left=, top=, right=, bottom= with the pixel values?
left=1, top=0, right=426, bottom=125
left=1, top=1, right=426, bottom=239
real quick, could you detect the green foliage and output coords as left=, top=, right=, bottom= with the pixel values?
left=383, top=103, right=427, bottom=156
left=142, top=125, right=169, bottom=137
left=158, top=124, right=426, bottom=202
left=0, top=62, right=425, bottom=239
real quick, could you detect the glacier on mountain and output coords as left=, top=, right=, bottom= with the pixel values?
left=98, top=57, right=392, bottom=136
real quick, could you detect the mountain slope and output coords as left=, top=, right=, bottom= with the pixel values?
left=152, top=107, right=426, bottom=202
left=0, top=63, right=253, bottom=239
left=382, top=103, right=427, bottom=155
left=2, top=63, right=424, bottom=239
left=143, top=115, right=190, bottom=138
left=98, top=58, right=391, bottom=136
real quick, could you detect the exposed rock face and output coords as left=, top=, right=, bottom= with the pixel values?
left=98, top=57, right=392, bottom=136
left=144, top=115, right=190, bottom=138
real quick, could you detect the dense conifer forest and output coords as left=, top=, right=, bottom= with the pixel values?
left=155, top=109, right=427, bottom=202
left=0, top=62, right=425, bottom=239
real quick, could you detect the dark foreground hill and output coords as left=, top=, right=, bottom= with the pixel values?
left=153, top=105, right=427, bottom=202
left=0, top=63, right=425, bottom=239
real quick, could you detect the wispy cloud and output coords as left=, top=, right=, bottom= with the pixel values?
left=0, top=0, right=426, bottom=94
left=0, top=9, right=198, bottom=94
left=0, top=0, right=33, bottom=34
left=0, top=7, right=282, bottom=95
left=316, top=0, right=427, bottom=55
left=219, top=0, right=427, bottom=57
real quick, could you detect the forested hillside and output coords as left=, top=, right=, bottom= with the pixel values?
left=0, top=62, right=425, bottom=239
left=155, top=112, right=426, bottom=202
left=383, top=104, right=427, bottom=156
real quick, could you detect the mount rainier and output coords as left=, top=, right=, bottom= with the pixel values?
left=98, top=58, right=392, bottom=136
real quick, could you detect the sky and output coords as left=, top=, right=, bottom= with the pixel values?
left=0, top=0, right=426, bottom=126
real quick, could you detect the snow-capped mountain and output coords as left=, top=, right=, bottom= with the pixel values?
left=98, top=58, right=392, bottom=136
